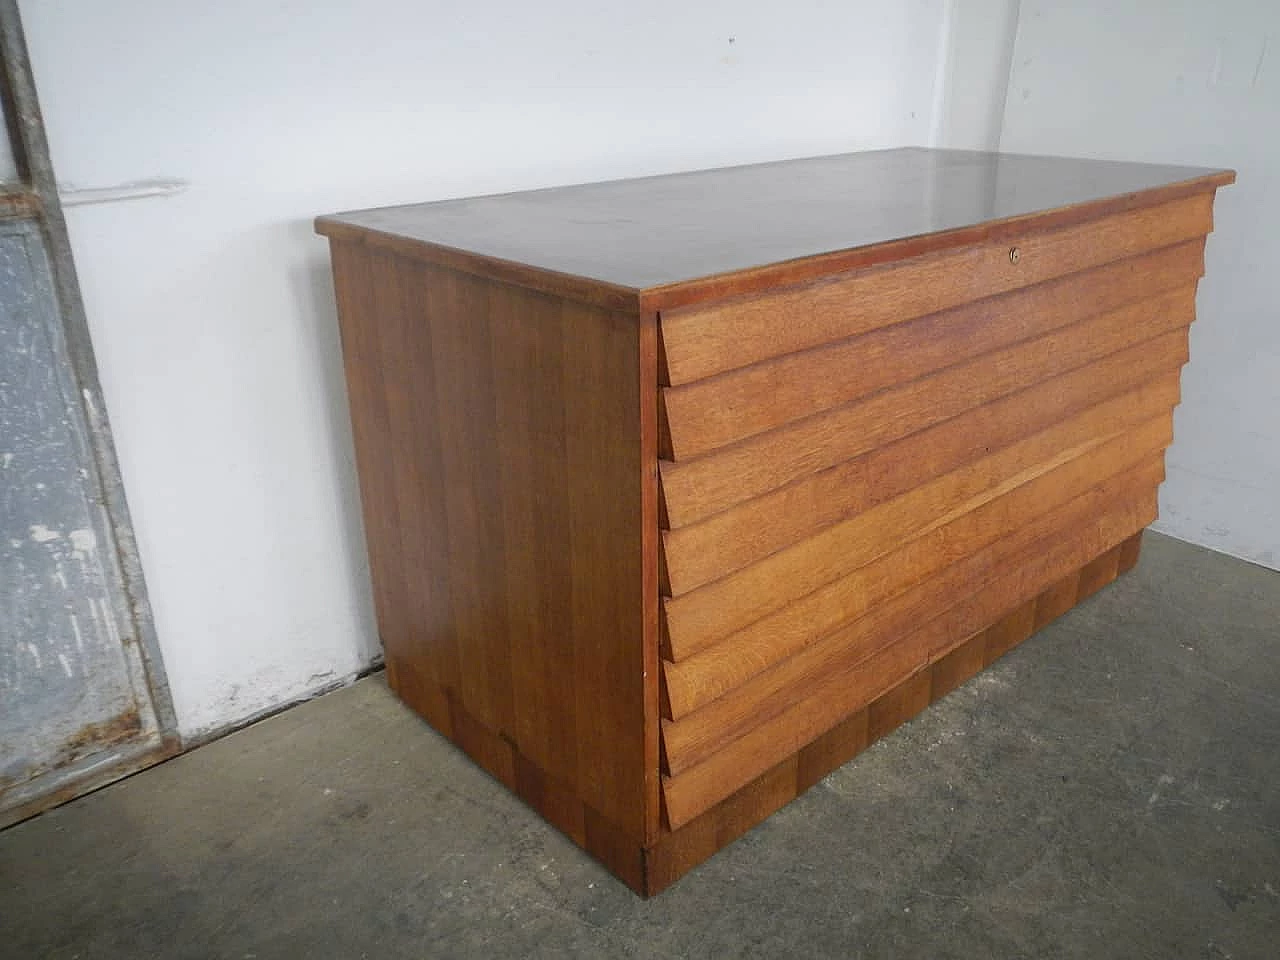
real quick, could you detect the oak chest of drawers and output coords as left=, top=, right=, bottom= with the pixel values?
left=317, top=149, right=1233, bottom=895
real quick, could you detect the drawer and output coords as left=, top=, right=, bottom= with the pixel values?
left=660, top=283, right=1195, bottom=535
left=659, top=240, right=1204, bottom=462
left=657, top=191, right=1214, bottom=387
left=661, top=373, right=1178, bottom=668
left=663, top=451, right=1169, bottom=726
left=660, top=475, right=1164, bottom=829
left=662, top=454, right=1168, bottom=774
left=660, top=346, right=1187, bottom=601
left=654, top=201, right=1205, bottom=829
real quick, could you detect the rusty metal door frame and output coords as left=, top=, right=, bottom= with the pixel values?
left=0, top=0, right=179, bottom=826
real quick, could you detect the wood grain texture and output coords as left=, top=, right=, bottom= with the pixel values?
left=487, top=281, right=576, bottom=782
left=330, top=243, right=411, bottom=682
left=645, top=532, right=1143, bottom=893
left=388, top=657, right=651, bottom=893
left=660, top=496, right=1158, bottom=827
left=370, top=254, right=463, bottom=697
left=560, top=297, right=650, bottom=841
left=317, top=150, right=1230, bottom=306
left=424, top=263, right=517, bottom=737
left=663, top=388, right=1179, bottom=661
left=662, top=451, right=1168, bottom=721
left=638, top=310, right=662, bottom=844
left=660, top=450, right=1167, bottom=775
left=322, top=151, right=1227, bottom=896
left=658, top=193, right=1211, bottom=385
left=1077, top=547, right=1123, bottom=602
left=659, top=289, right=1195, bottom=530
left=661, top=348, right=1188, bottom=597
left=377, top=517, right=1140, bottom=897
left=662, top=437, right=1166, bottom=679
left=662, top=378, right=1178, bottom=665
left=1117, top=531, right=1145, bottom=574
left=659, top=240, right=1204, bottom=460
left=329, top=241, right=650, bottom=842
left=981, top=600, right=1039, bottom=666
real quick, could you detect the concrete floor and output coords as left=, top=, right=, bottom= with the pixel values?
left=2, top=532, right=1278, bottom=959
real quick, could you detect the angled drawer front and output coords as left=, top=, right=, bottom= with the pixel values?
left=656, top=195, right=1215, bottom=829
left=660, top=241, right=1203, bottom=468
left=657, top=191, right=1213, bottom=387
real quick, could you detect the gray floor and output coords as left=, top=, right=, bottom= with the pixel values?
left=2, top=532, right=1278, bottom=959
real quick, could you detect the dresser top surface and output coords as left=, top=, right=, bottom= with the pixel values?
left=317, top=148, right=1232, bottom=295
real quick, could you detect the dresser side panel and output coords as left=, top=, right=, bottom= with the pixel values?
left=327, top=239, right=651, bottom=842
left=328, top=241, right=413, bottom=687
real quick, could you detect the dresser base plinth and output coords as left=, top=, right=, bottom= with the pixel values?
left=386, top=532, right=1143, bottom=896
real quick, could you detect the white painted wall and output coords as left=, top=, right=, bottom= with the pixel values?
left=1000, top=1, right=1280, bottom=570
left=20, top=0, right=949, bottom=737
left=934, top=0, right=1020, bottom=150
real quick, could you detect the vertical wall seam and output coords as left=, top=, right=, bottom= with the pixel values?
left=928, top=0, right=957, bottom=147
left=993, top=0, right=1024, bottom=153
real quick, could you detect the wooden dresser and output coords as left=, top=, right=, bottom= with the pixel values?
left=316, top=149, right=1233, bottom=895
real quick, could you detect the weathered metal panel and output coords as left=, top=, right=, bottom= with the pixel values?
left=0, top=0, right=177, bottom=824
left=0, top=221, right=167, bottom=811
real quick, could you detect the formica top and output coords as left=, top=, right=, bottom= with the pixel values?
left=316, top=148, right=1233, bottom=298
